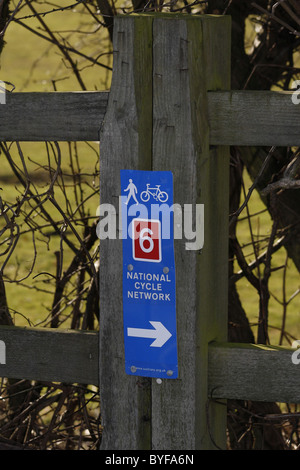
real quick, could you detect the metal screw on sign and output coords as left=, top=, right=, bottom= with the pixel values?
left=130, top=366, right=137, bottom=373
left=128, top=264, right=134, bottom=271
left=163, top=267, right=169, bottom=274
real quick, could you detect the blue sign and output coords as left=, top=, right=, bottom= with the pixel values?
left=120, top=169, right=178, bottom=379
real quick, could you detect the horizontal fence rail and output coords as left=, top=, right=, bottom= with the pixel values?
left=0, top=90, right=298, bottom=145
left=0, top=323, right=299, bottom=404
left=0, top=325, right=98, bottom=385
left=0, top=92, right=108, bottom=141
left=208, top=342, right=300, bottom=404
left=208, top=90, right=300, bottom=146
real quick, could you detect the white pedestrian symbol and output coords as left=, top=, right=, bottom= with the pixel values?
left=124, top=179, right=139, bottom=205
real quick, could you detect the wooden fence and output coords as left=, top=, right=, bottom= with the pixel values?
left=0, top=14, right=300, bottom=450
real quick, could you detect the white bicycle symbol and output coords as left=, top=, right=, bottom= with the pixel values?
left=140, top=184, right=168, bottom=203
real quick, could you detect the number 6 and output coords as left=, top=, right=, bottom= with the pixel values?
left=139, top=228, right=154, bottom=253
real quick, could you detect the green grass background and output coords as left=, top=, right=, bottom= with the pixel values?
left=0, top=2, right=111, bottom=327
left=236, top=172, right=300, bottom=345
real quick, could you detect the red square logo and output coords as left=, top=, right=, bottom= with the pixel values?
left=132, top=219, right=161, bottom=262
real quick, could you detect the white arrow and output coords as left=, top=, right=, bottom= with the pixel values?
left=127, top=321, right=172, bottom=347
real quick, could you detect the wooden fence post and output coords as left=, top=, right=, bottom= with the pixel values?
left=99, top=15, right=153, bottom=450
left=99, top=14, right=231, bottom=450
left=151, top=15, right=231, bottom=450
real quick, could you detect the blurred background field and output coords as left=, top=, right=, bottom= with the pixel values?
left=0, top=140, right=100, bottom=327
left=0, top=1, right=112, bottom=328
left=236, top=171, right=300, bottom=346
left=0, top=1, right=112, bottom=92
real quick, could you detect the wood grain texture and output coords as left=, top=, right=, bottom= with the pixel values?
left=0, top=92, right=108, bottom=141
left=208, top=90, right=300, bottom=146
left=2, top=323, right=300, bottom=405
left=2, top=322, right=300, bottom=404
left=0, top=89, right=298, bottom=145
left=99, top=15, right=153, bottom=450
left=151, top=15, right=231, bottom=450
left=208, top=342, right=300, bottom=403
left=0, top=325, right=98, bottom=384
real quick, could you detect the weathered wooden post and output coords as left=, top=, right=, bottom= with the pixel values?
left=99, top=13, right=231, bottom=450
